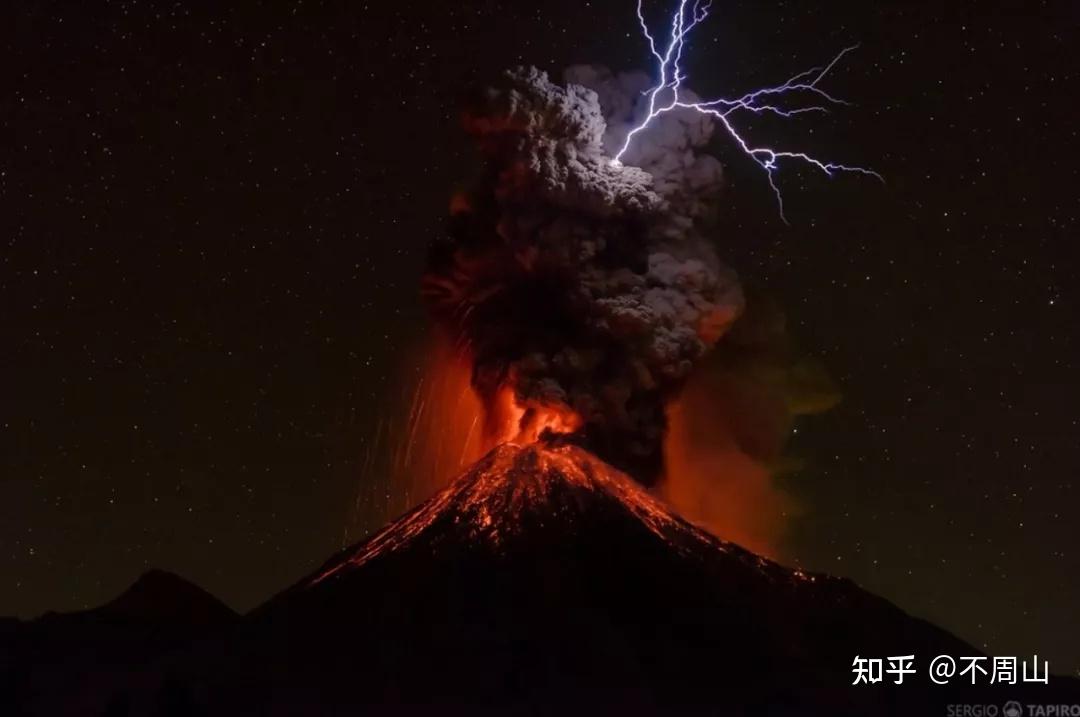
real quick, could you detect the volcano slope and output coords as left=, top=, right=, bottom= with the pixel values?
left=172, top=442, right=1075, bottom=716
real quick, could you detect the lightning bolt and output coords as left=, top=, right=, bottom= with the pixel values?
left=613, top=0, right=882, bottom=223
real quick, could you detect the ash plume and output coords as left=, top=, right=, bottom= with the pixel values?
left=422, top=66, right=742, bottom=484
left=564, top=64, right=725, bottom=220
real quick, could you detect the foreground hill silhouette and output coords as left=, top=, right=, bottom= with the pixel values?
left=4, top=443, right=1078, bottom=715
left=1, top=569, right=237, bottom=715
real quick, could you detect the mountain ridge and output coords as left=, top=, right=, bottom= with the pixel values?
left=217, top=442, right=1066, bottom=716
left=3, top=443, right=1078, bottom=716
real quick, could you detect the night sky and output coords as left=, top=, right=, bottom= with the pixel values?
left=3, top=0, right=1077, bottom=675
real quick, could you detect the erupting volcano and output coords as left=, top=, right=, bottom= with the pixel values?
left=6, top=428, right=1060, bottom=716
left=177, top=64, right=1066, bottom=715
left=422, top=65, right=742, bottom=486
left=5, top=14, right=1079, bottom=717
left=316, top=442, right=696, bottom=584
left=161, top=436, right=1071, bottom=716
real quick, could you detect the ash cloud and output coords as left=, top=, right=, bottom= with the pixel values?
left=565, top=65, right=724, bottom=220
left=662, top=290, right=841, bottom=556
left=423, top=66, right=742, bottom=484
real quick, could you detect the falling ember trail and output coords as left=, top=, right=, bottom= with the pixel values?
left=616, top=0, right=882, bottom=223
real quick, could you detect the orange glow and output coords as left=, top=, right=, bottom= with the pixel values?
left=383, top=337, right=489, bottom=503
left=448, top=191, right=471, bottom=216
left=320, top=441, right=729, bottom=584
left=381, top=337, right=583, bottom=510
left=485, top=383, right=583, bottom=446
left=697, top=304, right=741, bottom=345
left=384, top=335, right=790, bottom=557
left=377, top=331, right=794, bottom=561
left=660, top=373, right=795, bottom=559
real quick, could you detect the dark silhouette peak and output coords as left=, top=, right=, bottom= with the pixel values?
left=94, top=569, right=237, bottom=627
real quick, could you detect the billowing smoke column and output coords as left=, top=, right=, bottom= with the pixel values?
left=422, top=66, right=742, bottom=485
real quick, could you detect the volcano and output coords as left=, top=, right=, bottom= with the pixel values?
left=5, top=442, right=1078, bottom=716
left=186, top=442, right=1077, bottom=715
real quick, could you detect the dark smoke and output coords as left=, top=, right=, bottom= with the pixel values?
left=423, top=66, right=742, bottom=484
left=564, top=64, right=725, bottom=219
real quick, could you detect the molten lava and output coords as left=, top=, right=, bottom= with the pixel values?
left=380, top=336, right=788, bottom=559
left=485, top=384, right=583, bottom=447
left=317, top=440, right=742, bottom=586
left=371, top=336, right=586, bottom=522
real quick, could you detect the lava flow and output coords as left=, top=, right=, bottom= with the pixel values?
left=314, top=438, right=734, bottom=586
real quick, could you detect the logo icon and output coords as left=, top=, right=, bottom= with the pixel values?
left=1003, top=701, right=1023, bottom=717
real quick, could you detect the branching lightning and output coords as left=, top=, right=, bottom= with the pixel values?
left=613, top=0, right=882, bottom=223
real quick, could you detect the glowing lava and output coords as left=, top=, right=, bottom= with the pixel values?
left=371, top=336, right=586, bottom=518
left=485, top=384, right=584, bottom=447
left=315, top=441, right=749, bottom=586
